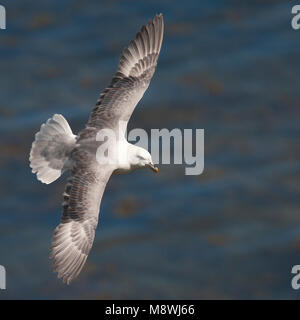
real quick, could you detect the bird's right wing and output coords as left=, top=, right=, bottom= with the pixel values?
left=50, top=149, right=113, bottom=284
left=86, top=14, right=164, bottom=133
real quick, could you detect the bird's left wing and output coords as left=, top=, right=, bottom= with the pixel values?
left=87, top=14, right=164, bottom=131
left=50, top=149, right=113, bottom=284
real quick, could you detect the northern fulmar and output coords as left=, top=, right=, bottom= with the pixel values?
left=29, top=14, right=164, bottom=284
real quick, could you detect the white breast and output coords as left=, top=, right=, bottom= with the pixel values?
left=112, top=139, right=132, bottom=174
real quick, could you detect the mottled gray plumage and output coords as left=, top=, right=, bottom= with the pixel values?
left=45, top=14, right=164, bottom=284
left=87, top=13, right=164, bottom=132
left=50, top=149, right=113, bottom=284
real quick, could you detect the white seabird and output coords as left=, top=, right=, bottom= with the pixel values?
left=29, top=14, right=164, bottom=284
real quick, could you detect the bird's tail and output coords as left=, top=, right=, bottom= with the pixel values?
left=29, top=114, right=77, bottom=184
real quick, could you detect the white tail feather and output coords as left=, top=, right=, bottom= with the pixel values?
left=29, top=114, right=77, bottom=184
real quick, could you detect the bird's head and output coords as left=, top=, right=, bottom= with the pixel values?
left=131, top=146, right=158, bottom=173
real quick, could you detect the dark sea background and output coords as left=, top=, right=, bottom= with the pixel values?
left=0, top=0, right=300, bottom=299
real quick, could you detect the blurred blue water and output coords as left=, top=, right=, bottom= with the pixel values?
left=0, top=0, right=300, bottom=299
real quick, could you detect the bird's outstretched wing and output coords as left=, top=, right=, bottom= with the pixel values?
left=87, top=14, right=164, bottom=131
left=50, top=149, right=113, bottom=284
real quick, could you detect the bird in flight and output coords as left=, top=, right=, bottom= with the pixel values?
left=29, top=14, right=164, bottom=284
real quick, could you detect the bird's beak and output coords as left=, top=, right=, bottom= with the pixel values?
left=148, top=163, right=159, bottom=173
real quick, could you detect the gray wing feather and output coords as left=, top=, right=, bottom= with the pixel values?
left=86, top=14, right=164, bottom=131
left=50, top=149, right=113, bottom=284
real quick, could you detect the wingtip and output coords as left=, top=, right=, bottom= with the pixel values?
left=153, top=14, right=164, bottom=29
left=156, top=13, right=163, bottom=21
left=149, top=13, right=164, bottom=25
